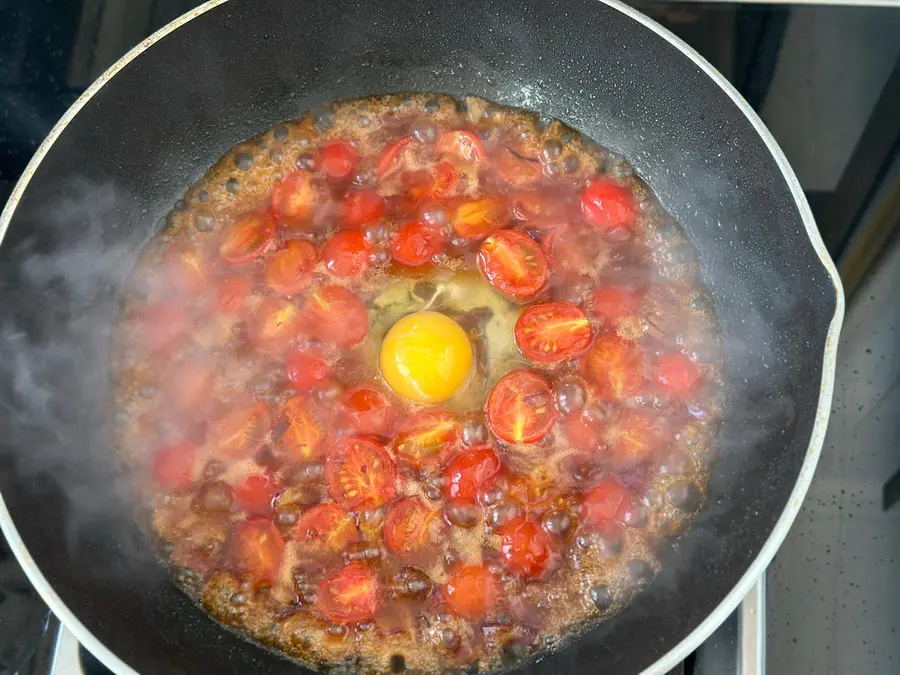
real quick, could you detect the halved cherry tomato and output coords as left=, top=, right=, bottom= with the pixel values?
left=444, top=445, right=502, bottom=501
left=580, top=478, right=629, bottom=526
left=264, top=240, right=318, bottom=296
left=607, top=409, right=664, bottom=466
left=452, top=196, right=506, bottom=240
left=478, top=230, right=548, bottom=300
left=234, top=473, right=279, bottom=515
left=138, top=302, right=189, bottom=356
left=392, top=410, right=458, bottom=469
left=165, top=360, right=216, bottom=411
left=326, top=436, right=397, bottom=509
left=340, top=386, right=394, bottom=437
left=443, top=563, right=497, bottom=620
left=342, top=189, right=386, bottom=228
left=322, top=230, right=370, bottom=278
left=294, top=503, right=359, bottom=551
left=383, top=497, right=443, bottom=561
left=437, top=130, right=486, bottom=164
left=303, top=285, right=369, bottom=348
left=582, top=332, right=644, bottom=402
left=499, top=517, right=552, bottom=579
left=590, top=285, right=642, bottom=322
left=228, top=518, right=284, bottom=582
left=250, top=297, right=303, bottom=349
left=514, top=301, right=592, bottom=364
left=564, top=413, right=606, bottom=453
left=391, top=221, right=443, bottom=267
left=216, top=277, right=252, bottom=314
left=505, top=466, right=561, bottom=512
left=316, top=562, right=380, bottom=623
left=581, top=179, right=637, bottom=231
left=431, top=161, right=459, bottom=199
left=163, top=244, right=205, bottom=296
left=494, top=150, right=541, bottom=186
left=285, top=346, right=332, bottom=392
left=376, top=137, right=414, bottom=179
left=209, top=402, right=271, bottom=459
left=274, top=396, right=324, bottom=461
left=486, top=369, right=556, bottom=444
left=320, top=141, right=359, bottom=181
left=656, top=353, right=702, bottom=397
left=270, top=170, right=318, bottom=224
left=152, top=440, right=196, bottom=488
left=219, top=212, right=276, bottom=263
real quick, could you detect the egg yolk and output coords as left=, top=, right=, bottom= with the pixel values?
left=380, top=311, right=474, bottom=403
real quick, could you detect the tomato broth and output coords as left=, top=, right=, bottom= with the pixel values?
left=113, top=93, right=724, bottom=673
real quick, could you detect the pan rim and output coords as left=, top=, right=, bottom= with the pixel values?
left=0, top=1, right=844, bottom=674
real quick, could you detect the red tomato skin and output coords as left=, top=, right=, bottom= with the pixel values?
left=391, top=221, right=444, bottom=266
left=234, top=473, right=279, bottom=515
left=499, top=517, right=553, bottom=579
left=444, top=446, right=502, bottom=502
left=443, top=563, right=497, bottom=619
left=580, top=478, right=629, bottom=526
left=322, top=230, right=370, bottom=278
left=514, top=301, right=593, bottom=364
left=581, top=179, right=637, bottom=231
left=486, top=369, right=557, bottom=444
left=320, top=141, right=360, bottom=180
left=285, top=347, right=332, bottom=392
left=303, top=285, right=369, bottom=348
left=590, top=285, right=642, bottom=322
left=317, top=562, right=380, bottom=624
left=437, top=130, right=486, bottom=163
left=152, top=441, right=197, bottom=488
left=340, top=386, right=395, bottom=437
left=477, top=229, right=549, bottom=300
left=656, top=353, right=703, bottom=397
left=342, top=189, right=386, bottom=228
left=376, top=137, right=414, bottom=179
left=264, top=240, right=317, bottom=296
left=228, top=518, right=285, bottom=582
left=325, top=436, right=397, bottom=509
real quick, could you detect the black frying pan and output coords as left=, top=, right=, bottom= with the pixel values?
left=0, top=0, right=843, bottom=673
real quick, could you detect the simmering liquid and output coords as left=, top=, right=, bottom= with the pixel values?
left=112, top=93, right=724, bottom=673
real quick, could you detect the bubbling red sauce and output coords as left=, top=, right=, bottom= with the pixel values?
left=113, top=93, right=724, bottom=673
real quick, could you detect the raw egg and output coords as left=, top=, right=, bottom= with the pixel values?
left=380, top=311, right=473, bottom=403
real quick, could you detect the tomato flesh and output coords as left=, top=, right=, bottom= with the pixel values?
left=264, top=240, right=317, bottom=296
left=656, top=353, right=702, bottom=397
left=376, top=137, right=414, bottom=179
left=582, top=332, right=644, bottom=402
left=152, top=441, right=197, bottom=488
left=444, top=446, right=502, bottom=501
left=295, top=503, right=359, bottom=551
left=234, top=473, right=279, bottom=515
left=326, top=436, right=397, bottom=509
left=391, top=221, right=444, bottom=266
left=478, top=230, right=548, bottom=300
left=322, top=229, right=370, bottom=278
left=486, top=369, right=557, bottom=444
left=581, top=478, right=629, bottom=526
left=452, top=197, right=506, bottom=240
left=285, top=346, right=332, bottom=392
left=443, top=563, right=497, bottom=619
left=275, top=396, right=324, bottom=461
left=581, top=179, right=637, bottom=232
left=392, top=410, right=458, bottom=469
left=219, top=212, right=275, bottom=263
left=608, top=410, right=664, bottom=466
left=320, top=141, right=360, bottom=181
left=499, top=517, right=553, bottom=579
left=495, top=150, right=541, bottom=186
left=437, top=130, right=486, bottom=163
left=340, top=386, right=394, bottom=437
left=317, top=562, right=380, bottom=623
left=270, top=170, right=318, bottom=224
left=303, top=285, right=369, bottom=348
left=229, top=518, right=285, bottom=582
left=209, top=402, right=271, bottom=459
left=250, top=298, right=304, bottom=350
left=514, top=301, right=592, bottom=364
left=590, top=285, right=642, bottom=322
left=163, top=244, right=206, bottom=296
left=216, top=277, right=252, bottom=314
left=342, top=189, right=386, bottom=228
left=383, top=497, right=442, bottom=561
